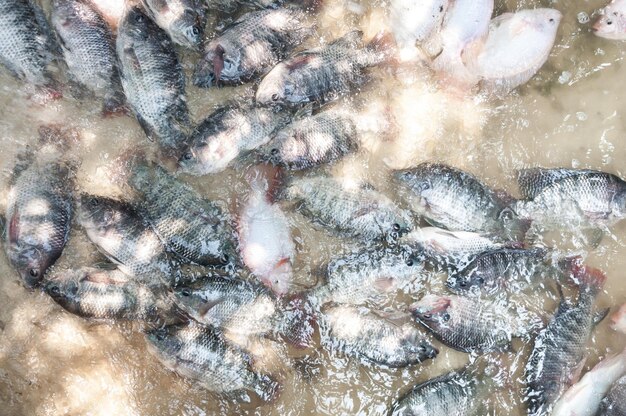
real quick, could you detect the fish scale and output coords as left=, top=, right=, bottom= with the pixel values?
left=601, top=375, right=626, bottom=416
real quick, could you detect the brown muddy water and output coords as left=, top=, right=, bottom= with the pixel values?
left=1, top=0, right=626, bottom=415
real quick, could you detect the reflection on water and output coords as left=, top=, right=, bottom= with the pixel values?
left=0, top=0, right=626, bottom=415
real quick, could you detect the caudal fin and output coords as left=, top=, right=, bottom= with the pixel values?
left=280, top=294, right=316, bottom=349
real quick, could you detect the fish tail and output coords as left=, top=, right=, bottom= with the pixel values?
left=253, top=373, right=281, bottom=402
left=280, top=294, right=316, bottom=349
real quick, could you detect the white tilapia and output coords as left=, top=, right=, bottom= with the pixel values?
left=465, top=8, right=562, bottom=95
left=430, top=0, right=493, bottom=85
left=552, top=347, right=626, bottom=416
left=388, top=0, right=448, bottom=60
left=593, top=0, right=626, bottom=40
left=238, top=165, right=295, bottom=295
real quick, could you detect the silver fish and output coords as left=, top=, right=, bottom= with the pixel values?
left=142, top=0, right=205, bottom=49
left=194, top=8, right=314, bottom=86
left=116, top=6, right=189, bottom=150
left=322, top=305, right=437, bottom=367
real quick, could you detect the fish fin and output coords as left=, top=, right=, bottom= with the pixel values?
left=134, top=113, right=158, bottom=143
left=212, top=45, right=225, bottom=84
left=516, top=168, right=590, bottom=199
left=293, top=103, right=314, bottom=119
left=279, top=294, right=316, bottom=349
left=569, top=356, right=588, bottom=385
left=593, top=308, right=611, bottom=326
left=331, top=30, right=363, bottom=49
left=569, top=261, right=606, bottom=295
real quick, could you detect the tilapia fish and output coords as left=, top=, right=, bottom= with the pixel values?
left=514, top=168, right=626, bottom=231
left=446, top=248, right=553, bottom=295
left=259, top=109, right=359, bottom=170
left=401, top=226, right=516, bottom=270
left=525, top=265, right=607, bottom=416
left=5, top=127, right=75, bottom=288
left=389, top=368, right=487, bottom=416
left=77, top=194, right=177, bottom=285
left=411, top=294, right=537, bottom=353
left=51, top=0, right=124, bottom=113
left=388, top=0, right=448, bottom=57
left=146, top=321, right=278, bottom=399
left=128, top=162, right=238, bottom=267
left=116, top=6, right=189, bottom=150
left=600, top=375, right=626, bottom=416
left=194, top=8, right=314, bottom=86
left=465, top=8, right=562, bottom=94
left=174, top=275, right=314, bottom=348
left=142, top=0, right=205, bottom=49
left=322, top=305, right=437, bottom=368
left=256, top=30, right=391, bottom=106
left=394, top=163, right=527, bottom=240
left=178, top=105, right=291, bottom=175
left=593, top=0, right=626, bottom=40
left=309, top=247, right=427, bottom=307
left=282, top=175, right=412, bottom=240
left=238, top=165, right=294, bottom=295
left=45, top=266, right=177, bottom=322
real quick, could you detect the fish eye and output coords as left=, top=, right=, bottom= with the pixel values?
left=418, top=345, right=426, bottom=353
left=422, top=313, right=432, bottom=319
left=607, top=20, right=613, bottom=25
left=192, top=26, right=200, bottom=35
left=50, top=285, right=60, bottom=295
left=181, top=288, right=191, bottom=296
left=459, top=280, right=468, bottom=287
left=134, top=13, right=144, bottom=23
left=220, top=254, right=229, bottom=264
left=406, top=259, right=414, bottom=266
left=29, top=269, right=39, bottom=277
left=271, top=94, right=280, bottom=101
left=392, top=223, right=401, bottom=231
left=442, top=313, right=450, bottom=322
left=549, top=18, right=554, bottom=23
left=156, top=331, right=166, bottom=341
left=182, top=152, right=194, bottom=161
left=476, top=277, right=484, bottom=284
left=270, top=148, right=279, bottom=156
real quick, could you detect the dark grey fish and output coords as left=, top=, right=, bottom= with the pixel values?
left=322, top=305, right=437, bottom=367
left=142, top=0, right=205, bottom=49
left=446, top=248, right=553, bottom=296
left=128, top=162, right=238, bottom=266
left=76, top=194, right=178, bottom=286
left=51, top=0, right=124, bottom=114
left=514, top=168, right=626, bottom=231
left=44, top=266, right=178, bottom=322
left=116, top=6, right=189, bottom=150
left=178, top=104, right=292, bottom=175
left=0, top=0, right=60, bottom=95
left=174, top=275, right=315, bottom=348
left=256, top=30, right=392, bottom=106
left=394, top=163, right=529, bottom=240
left=600, top=375, right=626, bottom=416
left=309, top=247, right=427, bottom=307
left=410, top=294, right=539, bottom=353
left=389, top=368, right=487, bottom=416
left=525, top=265, right=607, bottom=416
left=259, top=109, right=359, bottom=170
left=146, top=321, right=278, bottom=399
left=282, top=175, right=412, bottom=240
left=194, top=8, right=314, bottom=86
left=5, top=127, right=75, bottom=288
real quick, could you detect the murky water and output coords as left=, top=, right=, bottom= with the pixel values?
left=1, top=0, right=626, bottom=415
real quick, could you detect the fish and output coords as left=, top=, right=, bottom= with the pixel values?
left=322, top=305, right=437, bottom=368
left=5, top=126, right=75, bottom=288
left=394, top=163, right=528, bottom=240
left=116, top=6, right=189, bottom=151
left=514, top=168, right=626, bottom=232
left=446, top=248, right=553, bottom=296
left=388, top=0, right=448, bottom=60
left=410, top=294, right=539, bottom=353
left=464, top=8, right=562, bottom=95
left=142, top=0, right=205, bottom=49
left=128, top=161, right=238, bottom=267
left=259, top=108, right=359, bottom=170
left=430, top=0, right=493, bottom=86
left=282, top=175, right=412, bottom=240
left=0, top=0, right=60, bottom=97
left=76, top=194, right=178, bottom=286
left=256, top=30, right=392, bottom=107
left=389, top=368, right=488, bottom=415
left=610, top=303, right=626, bottom=334
left=552, top=347, right=626, bottom=416
left=309, top=247, right=427, bottom=307
left=400, top=226, right=517, bottom=271
left=146, top=321, right=278, bottom=399
left=600, top=375, right=626, bottom=416
left=237, top=165, right=294, bottom=295
left=178, top=105, right=291, bottom=175
left=50, top=0, right=125, bottom=114
left=593, top=0, right=626, bottom=40
left=193, top=8, right=314, bottom=87
left=525, top=264, right=607, bottom=416
left=174, top=275, right=315, bottom=348
left=44, top=266, right=178, bottom=323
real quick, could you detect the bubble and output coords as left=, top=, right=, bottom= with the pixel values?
left=577, top=12, right=590, bottom=24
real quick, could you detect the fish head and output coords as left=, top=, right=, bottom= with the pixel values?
left=259, top=131, right=291, bottom=166
left=409, top=295, right=453, bottom=330
left=170, top=9, right=204, bottom=49
left=172, top=283, right=220, bottom=318
left=43, top=274, right=80, bottom=312
left=593, top=5, right=626, bottom=39
left=261, top=259, right=293, bottom=296
left=177, top=138, right=230, bottom=175
left=611, top=187, right=626, bottom=219
left=255, top=65, right=290, bottom=106
left=9, top=245, right=49, bottom=288
left=533, top=8, right=562, bottom=32
left=445, top=271, right=485, bottom=294
left=194, top=43, right=245, bottom=86
left=393, top=169, right=432, bottom=209
left=77, top=194, right=120, bottom=231
left=146, top=325, right=182, bottom=356
left=122, top=7, right=155, bottom=41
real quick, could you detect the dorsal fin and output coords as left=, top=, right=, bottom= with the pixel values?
left=517, top=168, right=594, bottom=199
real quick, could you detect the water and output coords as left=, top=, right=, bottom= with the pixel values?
left=0, top=0, right=626, bottom=414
